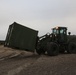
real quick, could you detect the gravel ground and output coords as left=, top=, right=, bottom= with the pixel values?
left=0, top=45, right=76, bottom=75
left=0, top=54, right=39, bottom=75
left=0, top=45, right=40, bottom=75
left=18, top=54, right=76, bottom=75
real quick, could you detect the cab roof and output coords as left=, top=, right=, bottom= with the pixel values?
left=52, top=26, right=67, bottom=30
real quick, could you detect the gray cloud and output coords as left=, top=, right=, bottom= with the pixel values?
left=0, top=0, right=76, bottom=40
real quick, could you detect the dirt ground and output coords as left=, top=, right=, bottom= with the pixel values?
left=0, top=45, right=76, bottom=75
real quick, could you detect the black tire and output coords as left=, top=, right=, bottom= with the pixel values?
left=67, top=42, right=76, bottom=54
left=47, top=42, right=59, bottom=56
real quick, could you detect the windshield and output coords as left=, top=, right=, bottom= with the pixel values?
left=52, top=28, right=67, bottom=35
left=60, top=29, right=66, bottom=34
left=60, top=29, right=64, bottom=34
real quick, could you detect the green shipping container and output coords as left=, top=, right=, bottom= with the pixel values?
left=5, top=22, right=38, bottom=52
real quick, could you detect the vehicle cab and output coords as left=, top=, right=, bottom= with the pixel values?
left=52, top=27, right=67, bottom=43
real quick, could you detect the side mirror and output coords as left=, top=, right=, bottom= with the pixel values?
left=68, top=32, right=71, bottom=35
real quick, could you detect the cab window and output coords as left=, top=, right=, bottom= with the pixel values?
left=52, top=29, right=59, bottom=34
left=53, top=29, right=56, bottom=34
left=60, top=29, right=66, bottom=34
left=60, top=29, right=64, bottom=34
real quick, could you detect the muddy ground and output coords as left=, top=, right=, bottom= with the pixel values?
left=0, top=45, right=76, bottom=75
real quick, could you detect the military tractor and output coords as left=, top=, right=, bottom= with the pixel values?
left=36, top=27, right=76, bottom=56
left=5, top=22, right=76, bottom=56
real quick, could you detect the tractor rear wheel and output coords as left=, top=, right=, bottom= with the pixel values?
left=47, top=42, right=59, bottom=56
left=67, top=42, right=76, bottom=54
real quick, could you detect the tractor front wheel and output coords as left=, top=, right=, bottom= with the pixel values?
left=47, top=42, right=59, bottom=56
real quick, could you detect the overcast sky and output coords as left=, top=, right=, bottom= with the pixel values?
left=0, top=0, right=76, bottom=40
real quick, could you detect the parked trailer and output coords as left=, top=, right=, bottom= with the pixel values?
left=5, top=22, right=38, bottom=52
